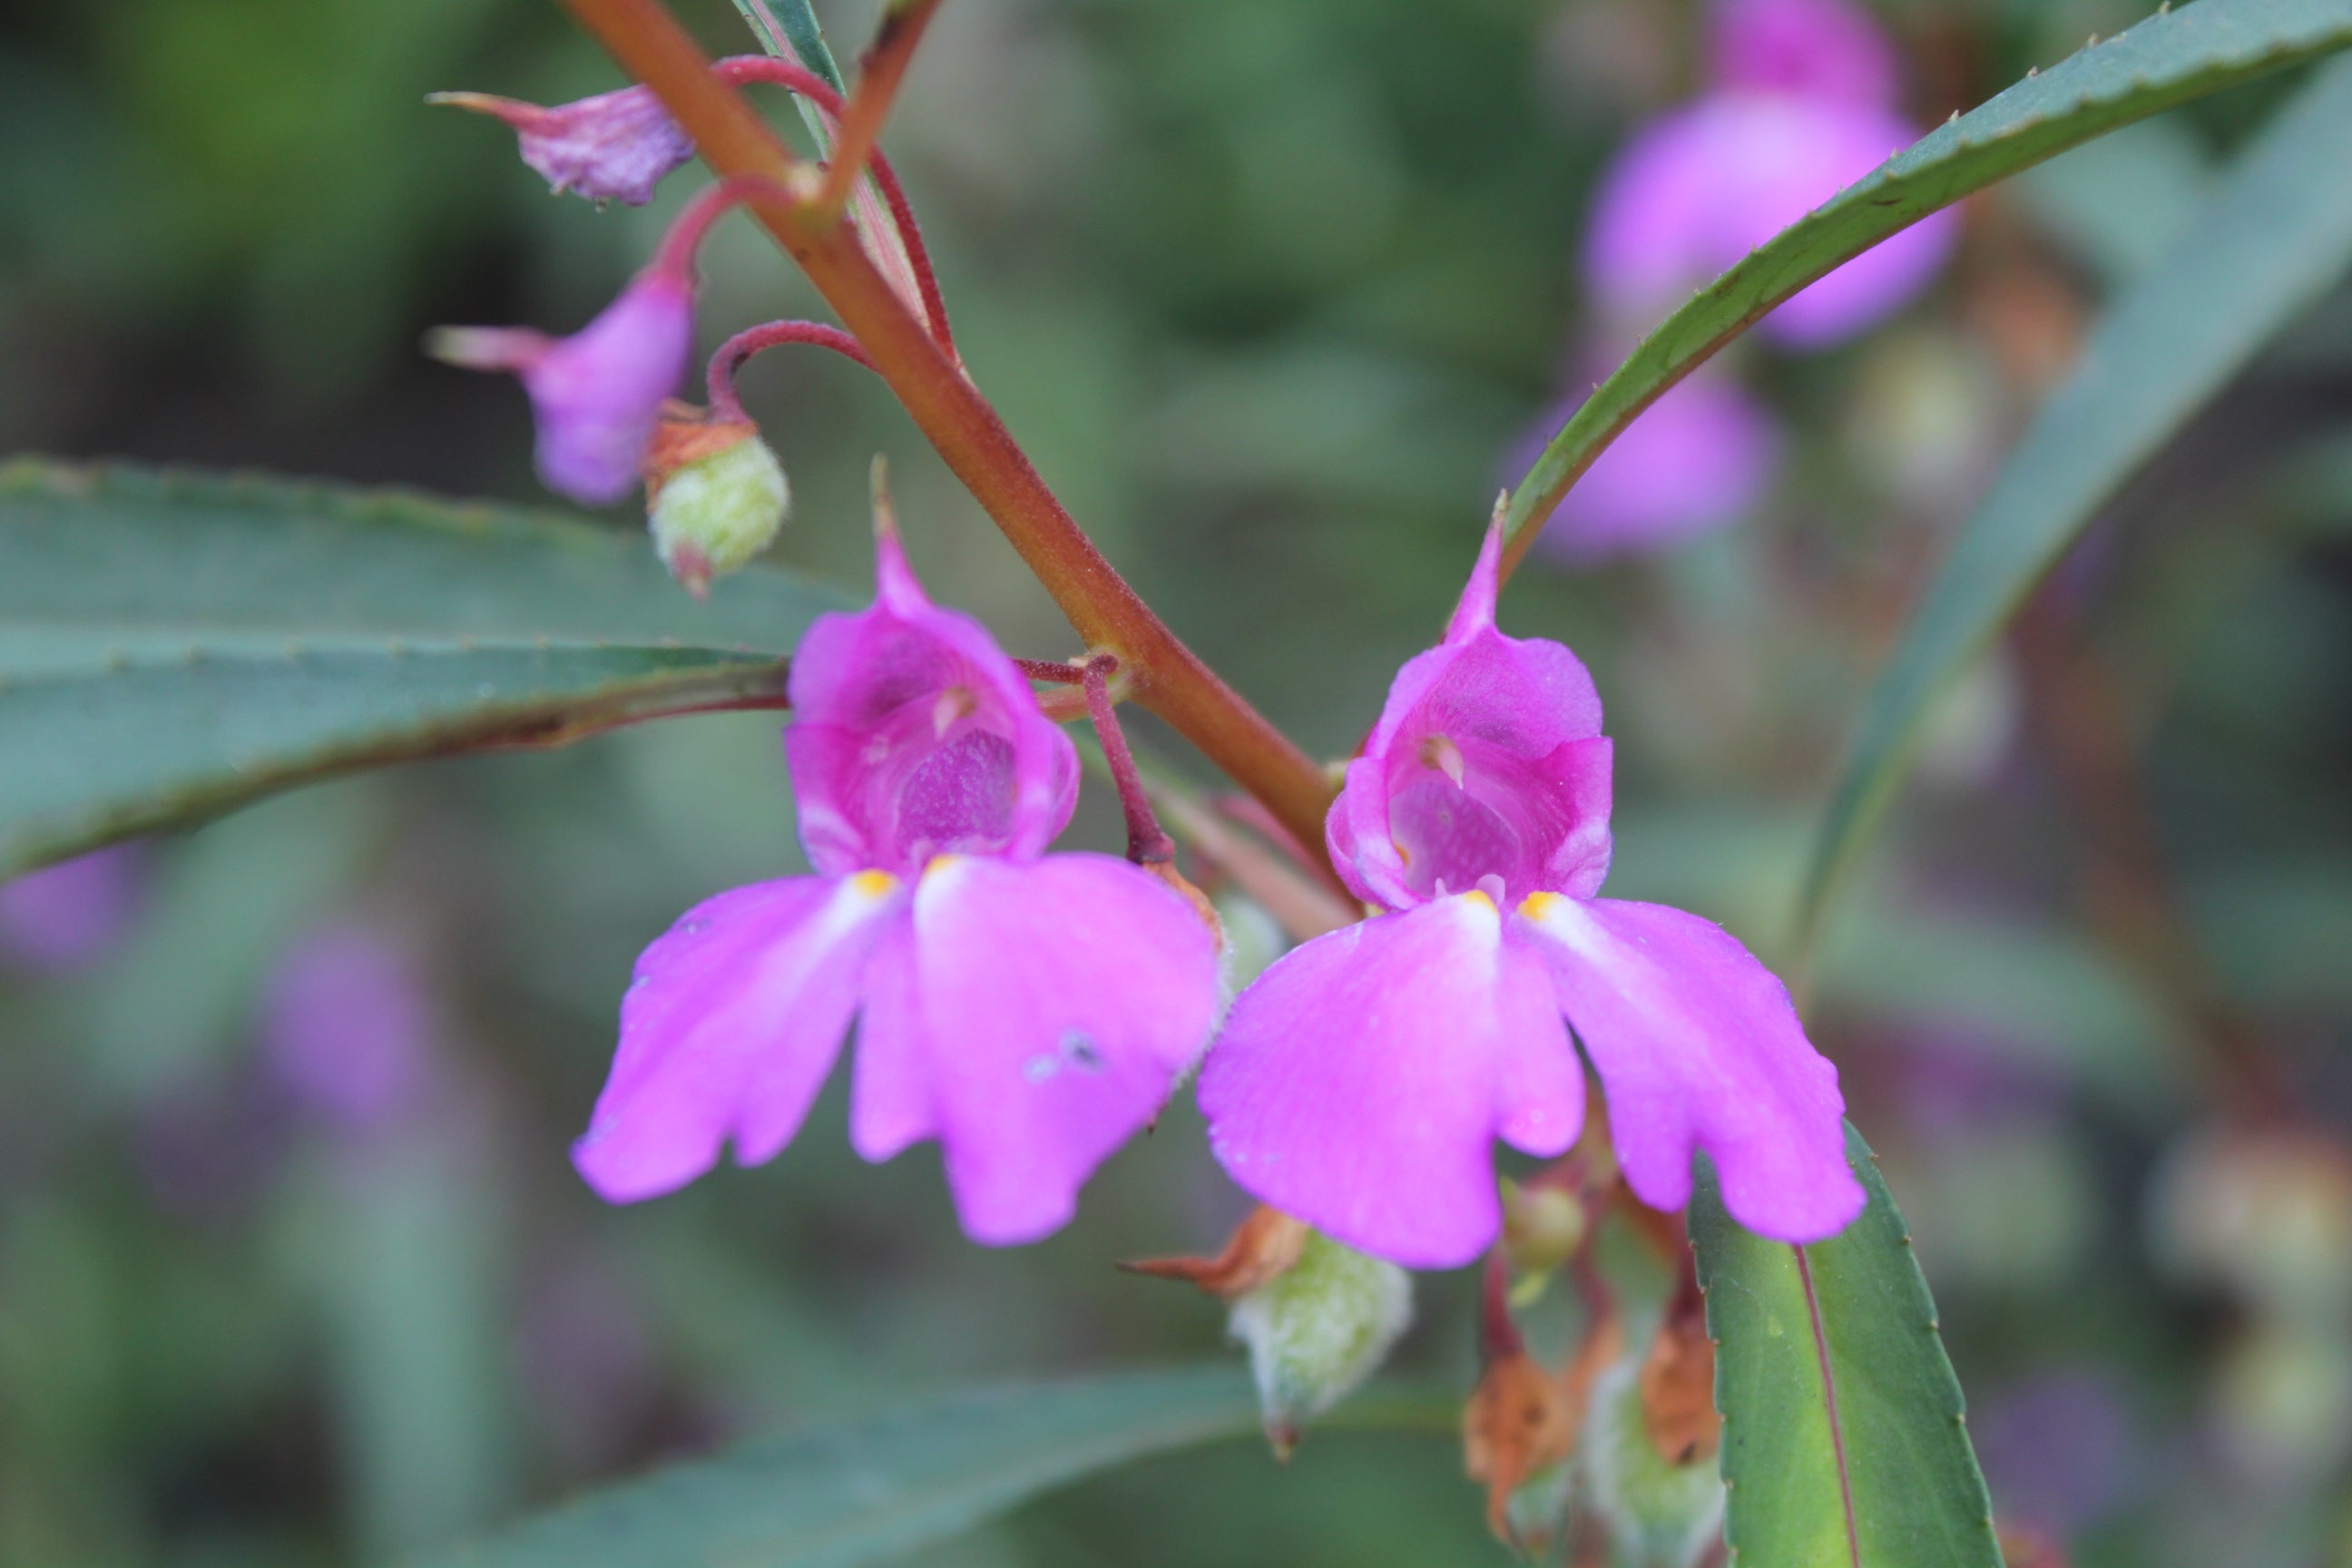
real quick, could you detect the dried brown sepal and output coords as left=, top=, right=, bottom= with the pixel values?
left=1464, top=1350, right=1573, bottom=1544
left=1120, top=1205, right=1307, bottom=1300
left=641, top=399, right=757, bottom=504
left=1637, top=1267, right=1721, bottom=1465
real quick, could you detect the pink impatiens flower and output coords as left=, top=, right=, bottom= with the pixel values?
left=1583, top=0, right=1955, bottom=351
left=572, top=523, right=1221, bottom=1245
left=1515, top=365, right=1782, bottom=566
left=1198, top=525, right=1862, bottom=1268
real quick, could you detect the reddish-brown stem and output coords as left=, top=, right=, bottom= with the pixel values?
left=1014, top=657, right=1087, bottom=684
left=559, top=0, right=1339, bottom=875
left=1084, top=656, right=1177, bottom=867
left=706, top=319, right=874, bottom=422
left=713, top=54, right=955, bottom=353
left=816, top=0, right=943, bottom=216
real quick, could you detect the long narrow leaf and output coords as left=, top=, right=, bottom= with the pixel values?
left=0, top=460, right=847, bottom=873
left=1501, top=0, right=2352, bottom=573
left=1794, top=54, right=2352, bottom=949
left=1690, top=1124, right=1999, bottom=1568
left=423, top=1367, right=1447, bottom=1568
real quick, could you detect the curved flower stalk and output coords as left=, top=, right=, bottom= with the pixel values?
left=426, top=180, right=742, bottom=505
left=1199, top=523, right=1862, bottom=1268
left=573, top=507, right=1222, bottom=1245
left=1531, top=0, right=1957, bottom=562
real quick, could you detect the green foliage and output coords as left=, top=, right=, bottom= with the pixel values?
left=0, top=460, right=847, bottom=874
left=428, top=1367, right=1265, bottom=1568
left=1690, top=1124, right=1999, bottom=1568
left=1796, top=53, right=2352, bottom=948
left=1502, top=0, right=2352, bottom=561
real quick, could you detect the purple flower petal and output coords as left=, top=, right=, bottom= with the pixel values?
left=262, top=918, right=438, bottom=1132
left=1516, top=370, right=1782, bottom=564
left=787, top=526, right=1078, bottom=877
left=435, top=271, right=695, bottom=506
left=1519, top=893, right=1861, bottom=1240
left=1200, top=895, right=1584, bottom=1269
left=514, top=85, right=695, bottom=207
left=1328, top=525, right=1612, bottom=910
left=0, top=845, right=144, bottom=972
left=434, top=85, right=697, bottom=206
left=1708, top=0, right=1898, bottom=107
left=1585, top=94, right=1957, bottom=350
left=573, top=873, right=902, bottom=1202
left=854, top=853, right=1220, bottom=1245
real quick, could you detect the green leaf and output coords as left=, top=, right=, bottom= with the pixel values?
left=731, top=0, right=848, bottom=93
left=1501, top=0, right=2352, bottom=569
left=1690, top=1123, right=1999, bottom=1568
left=0, top=460, right=850, bottom=875
left=423, top=1367, right=1446, bottom=1568
left=1793, top=54, right=2352, bottom=950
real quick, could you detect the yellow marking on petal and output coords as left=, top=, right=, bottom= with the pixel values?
left=1462, top=888, right=1495, bottom=913
left=1420, top=733, right=1467, bottom=790
left=1519, top=891, right=1564, bottom=920
left=849, top=870, right=898, bottom=897
left=924, top=853, right=965, bottom=881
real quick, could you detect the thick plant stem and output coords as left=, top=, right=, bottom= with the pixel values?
left=558, top=0, right=1338, bottom=870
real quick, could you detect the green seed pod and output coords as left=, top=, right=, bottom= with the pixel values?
left=647, top=426, right=789, bottom=598
left=1579, top=1350, right=1725, bottom=1568
left=1228, top=1229, right=1413, bottom=1456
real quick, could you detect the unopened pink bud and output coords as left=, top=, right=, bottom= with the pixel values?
left=429, top=269, right=694, bottom=505
left=431, top=84, right=694, bottom=207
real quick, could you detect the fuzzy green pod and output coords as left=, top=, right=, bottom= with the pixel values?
left=1227, top=1229, right=1412, bottom=1455
left=1579, top=1352, right=1726, bottom=1568
left=647, top=427, right=789, bottom=598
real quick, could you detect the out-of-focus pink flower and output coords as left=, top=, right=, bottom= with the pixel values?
left=572, top=524, right=1221, bottom=1245
left=1517, top=367, right=1782, bottom=563
left=1583, top=0, right=1955, bottom=349
left=430, top=269, right=695, bottom=505
left=430, top=85, right=695, bottom=207
left=262, top=919, right=440, bottom=1132
left=1709, top=0, right=1899, bottom=104
left=0, top=844, right=145, bottom=973
left=1199, top=524, right=1860, bottom=1268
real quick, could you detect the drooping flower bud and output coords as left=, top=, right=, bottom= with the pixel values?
left=1128, top=1207, right=1409, bottom=1456
left=1580, top=1347, right=1727, bottom=1568
left=429, top=268, right=694, bottom=505
left=642, top=403, right=790, bottom=598
left=430, top=85, right=694, bottom=206
left=1228, top=1228, right=1413, bottom=1457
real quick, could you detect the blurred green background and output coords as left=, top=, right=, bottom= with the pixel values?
left=4, top=0, right=2351, bottom=1564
